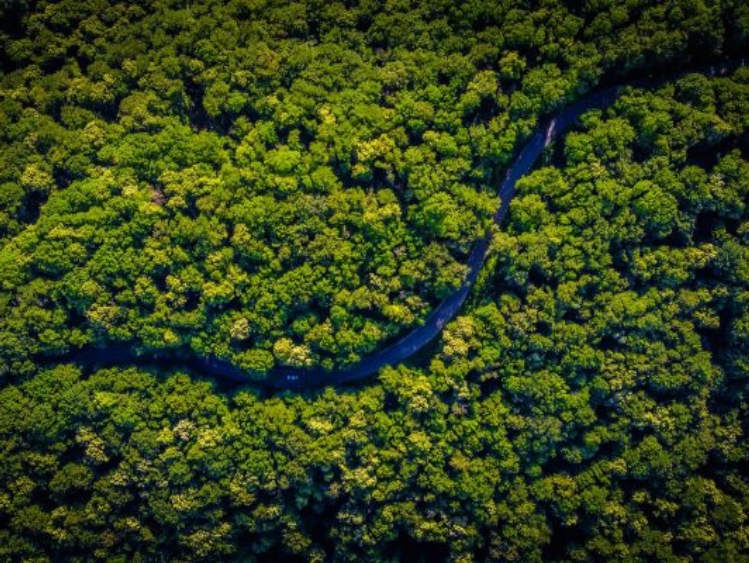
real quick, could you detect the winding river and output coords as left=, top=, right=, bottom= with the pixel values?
left=70, top=57, right=747, bottom=389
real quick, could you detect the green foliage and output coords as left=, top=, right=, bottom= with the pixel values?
left=2, top=0, right=746, bottom=376
left=2, top=1, right=749, bottom=561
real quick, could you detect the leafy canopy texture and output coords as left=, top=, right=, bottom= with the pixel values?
left=2, top=0, right=749, bottom=560
left=2, top=0, right=748, bottom=375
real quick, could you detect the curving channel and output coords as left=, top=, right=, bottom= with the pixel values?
left=69, top=57, right=747, bottom=389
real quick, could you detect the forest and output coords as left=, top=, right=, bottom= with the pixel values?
left=2, top=0, right=749, bottom=560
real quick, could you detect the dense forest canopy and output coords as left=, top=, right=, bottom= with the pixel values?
left=2, top=0, right=749, bottom=561
left=2, top=0, right=748, bottom=376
